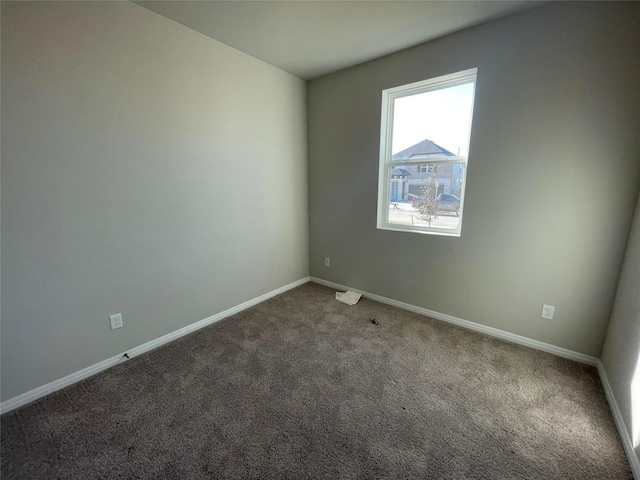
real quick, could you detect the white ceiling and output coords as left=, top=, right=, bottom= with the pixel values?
left=135, top=1, right=545, bottom=80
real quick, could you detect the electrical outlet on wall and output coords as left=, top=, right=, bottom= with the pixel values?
left=324, top=257, right=330, bottom=267
left=109, top=313, right=124, bottom=330
left=541, top=304, right=555, bottom=320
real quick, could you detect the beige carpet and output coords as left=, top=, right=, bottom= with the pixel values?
left=1, top=282, right=631, bottom=479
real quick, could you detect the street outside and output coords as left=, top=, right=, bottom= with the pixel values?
left=387, top=202, right=460, bottom=229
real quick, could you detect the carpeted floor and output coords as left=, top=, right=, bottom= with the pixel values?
left=0, top=282, right=631, bottom=479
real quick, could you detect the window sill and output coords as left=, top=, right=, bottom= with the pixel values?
left=377, top=224, right=461, bottom=237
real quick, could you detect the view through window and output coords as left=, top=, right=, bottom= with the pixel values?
left=377, top=69, right=477, bottom=236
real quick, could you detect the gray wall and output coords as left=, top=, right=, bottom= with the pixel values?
left=308, top=2, right=640, bottom=356
left=602, top=192, right=640, bottom=461
left=1, top=1, right=308, bottom=402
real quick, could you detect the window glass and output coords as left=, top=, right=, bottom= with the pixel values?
left=377, top=69, right=476, bottom=236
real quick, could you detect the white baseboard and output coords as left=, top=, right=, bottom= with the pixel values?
left=3, top=276, right=637, bottom=477
left=310, top=277, right=640, bottom=475
left=0, top=276, right=311, bottom=415
left=310, top=277, right=598, bottom=366
left=597, top=361, right=640, bottom=479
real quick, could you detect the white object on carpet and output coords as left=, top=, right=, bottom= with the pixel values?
left=336, top=291, right=362, bottom=305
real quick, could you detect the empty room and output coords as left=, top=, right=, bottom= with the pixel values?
left=1, top=1, right=639, bottom=478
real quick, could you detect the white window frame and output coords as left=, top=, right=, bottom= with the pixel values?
left=377, top=68, right=477, bottom=236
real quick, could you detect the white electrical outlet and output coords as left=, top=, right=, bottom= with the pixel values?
left=109, top=313, right=123, bottom=330
left=324, top=257, right=330, bottom=267
left=541, top=304, right=555, bottom=320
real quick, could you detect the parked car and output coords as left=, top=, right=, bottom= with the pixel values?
left=418, top=193, right=461, bottom=216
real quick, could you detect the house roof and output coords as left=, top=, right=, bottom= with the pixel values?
left=391, top=168, right=411, bottom=177
left=392, top=139, right=455, bottom=160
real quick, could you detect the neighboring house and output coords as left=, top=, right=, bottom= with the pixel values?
left=390, top=139, right=465, bottom=201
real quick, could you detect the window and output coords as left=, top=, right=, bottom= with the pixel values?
left=377, top=68, right=477, bottom=236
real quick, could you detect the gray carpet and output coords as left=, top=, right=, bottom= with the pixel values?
left=0, top=282, right=631, bottom=479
